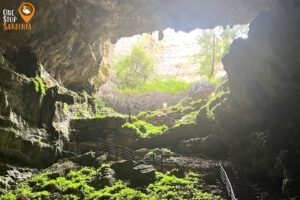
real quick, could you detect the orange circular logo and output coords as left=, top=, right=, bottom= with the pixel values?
left=19, top=3, right=35, bottom=23
left=21, top=4, right=33, bottom=16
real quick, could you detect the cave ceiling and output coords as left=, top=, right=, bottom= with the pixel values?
left=0, top=0, right=272, bottom=92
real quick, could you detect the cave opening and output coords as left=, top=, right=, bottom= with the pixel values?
left=96, top=25, right=249, bottom=117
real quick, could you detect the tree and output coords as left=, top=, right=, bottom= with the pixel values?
left=193, top=25, right=249, bottom=80
left=112, top=45, right=156, bottom=90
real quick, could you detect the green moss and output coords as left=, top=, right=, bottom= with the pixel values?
left=136, top=111, right=147, bottom=118
left=35, top=77, right=46, bottom=96
left=31, top=78, right=39, bottom=93
left=92, top=107, right=117, bottom=119
left=173, top=121, right=196, bottom=128
left=203, top=89, right=230, bottom=120
left=0, top=192, right=16, bottom=200
left=1, top=165, right=222, bottom=200
left=91, top=114, right=107, bottom=119
left=64, top=103, right=68, bottom=111
left=83, top=91, right=92, bottom=99
left=31, top=171, right=50, bottom=186
left=33, top=191, right=50, bottom=199
left=145, top=110, right=159, bottom=119
left=100, top=163, right=111, bottom=168
left=146, top=172, right=221, bottom=200
left=37, top=138, right=43, bottom=145
left=31, top=76, right=46, bottom=96
left=169, top=99, right=189, bottom=113
left=181, top=111, right=199, bottom=121
left=189, top=98, right=203, bottom=106
left=122, top=120, right=168, bottom=138
left=161, top=148, right=172, bottom=154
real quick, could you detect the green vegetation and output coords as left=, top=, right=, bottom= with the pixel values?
left=63, top=103, right=68, bottom=111
left=168, top=97, right=193, bottom=113
left=122, top=120, right=168, bottom=138
left=1, top=165, right=221, bottom=200
left=173, top=121, right=196, bottom=128
left=120, top=77, right=193, bottom=95
left=202, top=89, right=230, bottom=120
left=136, top=110, right=162, bottom=121
left=37, top=138, right=43, bottom=145
left=210, top=76, right=223, bottom=86
left=192, top=25, right=249, bottom=81
left=147, top=172, right=221, bottom=200
left=95, top=97, right=105, bottom=113
left=144, top=110, right=159, bottom=119
left=88, top=180, right=147, bottom=199
left=91, top=107, right=132, bottom=120
left=91, top=107, right=116, bottom=119
left=181, top=111, right=199, bottom=122
left=112, top=33, right=193, bottom=95
left=189, top=98, right=203, bottom=106
left=31, top=76, right=46, bottom=96
left=112, top=45, right=156, bottom=90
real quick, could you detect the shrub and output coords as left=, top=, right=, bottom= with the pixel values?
left=112, top=45, right=156, bottom=90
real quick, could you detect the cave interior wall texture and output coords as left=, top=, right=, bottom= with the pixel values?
left=0, top=0, right=300, bottom=197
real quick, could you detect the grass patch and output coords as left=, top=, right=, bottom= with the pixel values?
left=120, top=77, right=193, bottom=95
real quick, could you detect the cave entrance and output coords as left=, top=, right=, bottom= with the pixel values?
left=96, top=25, right=249, bottom=116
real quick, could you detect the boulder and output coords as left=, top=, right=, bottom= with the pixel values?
left=170, top=168, right=185, bottom=178
left=92, top=167, right=116, bottom=189
left=131, top=164, right=155, bottom=187
left=69, top=151, right=99, bottom=167
left=100, top=167, right=116, bottom=188
left=110, top=160, right=134, bottom=180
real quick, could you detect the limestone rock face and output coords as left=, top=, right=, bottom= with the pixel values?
left=68, top=117, right=136, bottom=154
left=0, top=57, right=76, bottom=168
left=205, top=1, right=300, bottom=197
left=179, top=136, right=228, bottom=159
left=0, top=0, right=272, bottom=93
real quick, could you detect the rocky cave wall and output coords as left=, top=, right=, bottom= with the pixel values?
left=208, top=1, right=300, bottom=197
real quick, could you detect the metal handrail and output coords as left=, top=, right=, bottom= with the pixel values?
left=98, top=138, right=134, bottom=161
left=219, top=163, right=237, bottom=200
left=161, top=153, right=208, bottom=159
left=98, top=138, right=238, bottom=199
